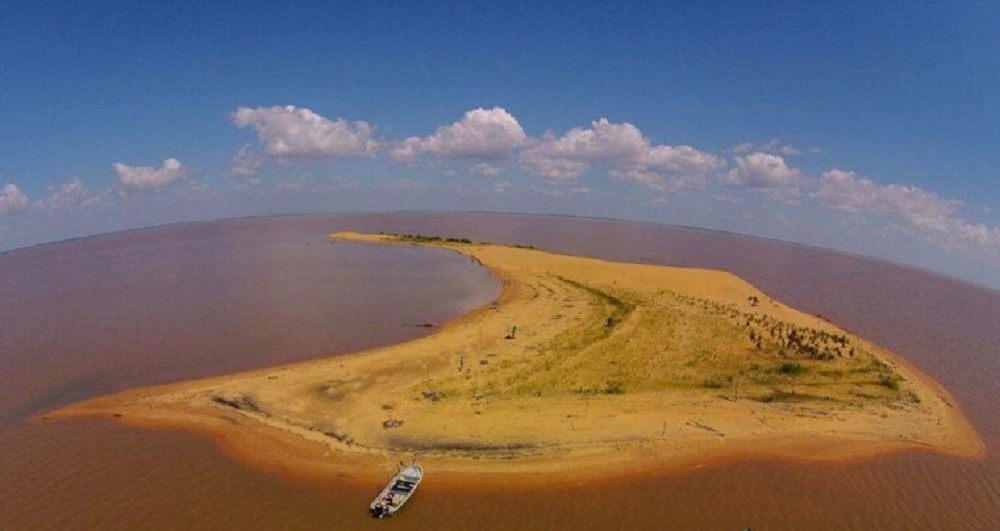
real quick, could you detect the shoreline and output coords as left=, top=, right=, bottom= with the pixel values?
left=51, top=232, right=984, bottom=486
left=44, top=412, right=974, bottom=492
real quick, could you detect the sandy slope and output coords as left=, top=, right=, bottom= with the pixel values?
left=52, top=232, right=983, bottom=485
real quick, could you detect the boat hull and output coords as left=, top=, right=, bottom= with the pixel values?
left=369, top=463, right=423, bottom=518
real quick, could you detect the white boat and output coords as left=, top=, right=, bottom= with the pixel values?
left=369, top=462, right=423, bottom=518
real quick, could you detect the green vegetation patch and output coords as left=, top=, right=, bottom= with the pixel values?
left=777, top=362, right=807, bottom=375
left=754, top=389, right=837, bottom=404
left=404, top=252, right=910, bottom=410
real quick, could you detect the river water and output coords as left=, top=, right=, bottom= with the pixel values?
left=0, top=213, right=996, bottom=530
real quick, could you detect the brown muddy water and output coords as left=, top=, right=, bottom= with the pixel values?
left=0, top=213, right=997, bottom=530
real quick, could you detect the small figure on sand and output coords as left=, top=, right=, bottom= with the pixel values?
left=458, top=356, right=465, bottom=371
left=505, top=325, right=518, bottom=340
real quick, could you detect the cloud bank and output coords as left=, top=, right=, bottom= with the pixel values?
left=818, top=169, right=1000, bottom=255
left=2, top=105, right=996, bottom=286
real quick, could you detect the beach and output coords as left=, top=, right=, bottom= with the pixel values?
left=52, top=231, right=983, bottom=486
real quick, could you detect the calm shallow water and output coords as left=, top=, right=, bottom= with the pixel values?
left=1, top=213, right=996, bottom=530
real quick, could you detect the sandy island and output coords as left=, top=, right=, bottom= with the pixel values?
left=52, top=232, right=984, bottom=485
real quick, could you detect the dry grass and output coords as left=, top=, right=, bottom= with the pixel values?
left=419, top=270, right=906, bottom=408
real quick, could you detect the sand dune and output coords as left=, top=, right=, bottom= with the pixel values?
left=53, top=232, right=983, bottom=484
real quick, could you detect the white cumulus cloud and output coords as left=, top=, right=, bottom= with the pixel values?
left=818, top=169, right=1000, bottom=254
left=392, top=107, right=526, bottom=163
left=721, top=152, right=805, bottom=202
left=0, top=183, right=29, bottom=217
left=519, top=118, right=725, bottom=186
left=520, top=119, right=646, bottom=180
left=233, top=105, right=378, bottom=159
left=113, top=158, right=186, bottom=190
left=38, top=177, right=100, bottom=208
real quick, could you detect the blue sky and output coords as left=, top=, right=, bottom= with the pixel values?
left=1, top=1, right=998, bottom=288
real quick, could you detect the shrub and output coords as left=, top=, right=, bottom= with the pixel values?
left=878, top=375, right=899, bottom=390
left=778, top=362, right=806, bottom=375
left=603, top=380, right=625, bottom=395
left=701, top=378, right=726, bottom=389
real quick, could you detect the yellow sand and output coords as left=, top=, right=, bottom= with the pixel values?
left=53, top=232, right=983, bottom=484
